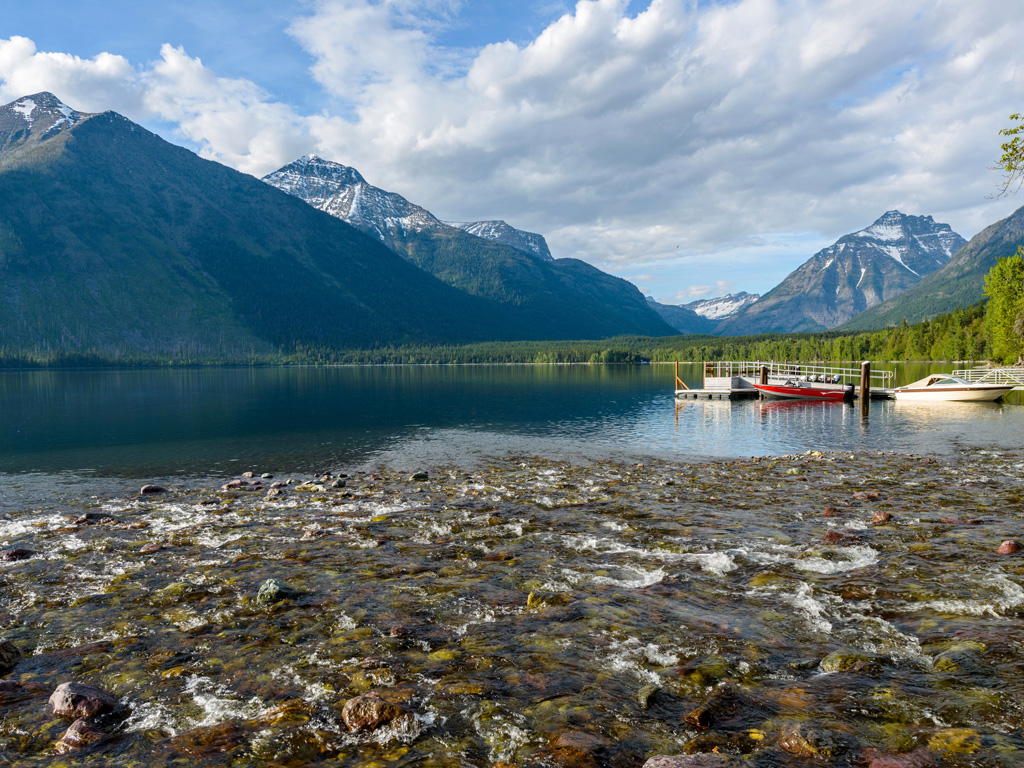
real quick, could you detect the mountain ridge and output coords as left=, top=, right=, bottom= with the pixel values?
left=717, top=211, right=965, bottom=335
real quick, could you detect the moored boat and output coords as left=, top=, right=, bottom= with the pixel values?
left=754, top=380, right=854, bottom=402
left=893, top=374, right=1014, bottom=402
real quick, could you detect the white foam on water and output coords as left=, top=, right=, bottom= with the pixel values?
left=851, top=616, right=925, bottom=661
left=592, top=564, right=666, bottom=589
left=183, top=675, right=265, bottom=728
left=783, top=583, right=835, bottom=634
left=643, top=643, right=680, bottom=667
left=559, top=534, right=684, bottom=563
left=0, top=513, right=67, bottom=538
left=682, top=551, right=738, bottom=576
left=794, top=545, right=878, bottom=574
left=600, top=520, right=628, bottom=532
left=124, top=699, right=179, bottom=736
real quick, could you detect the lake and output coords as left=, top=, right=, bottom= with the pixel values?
left=3, top=364, right=1024, bottom=766
left=2, top=363, right=1023, bottom=480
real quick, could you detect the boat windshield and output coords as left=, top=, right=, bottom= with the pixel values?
left=931, top=376, right=971, bottom=386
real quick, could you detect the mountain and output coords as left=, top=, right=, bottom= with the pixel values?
left=264, top=155, right=674, bottom=340
left=716, top=211, right=966, bottom=335
left=0, top=92, right=537, bottom=358
left=645, top=297, right=717, bottom=334
left=683, top=292, right=760, bottom=321
left=841, top=204, right=1024, bottom=330
left=446, top=220, right=553, bottom=260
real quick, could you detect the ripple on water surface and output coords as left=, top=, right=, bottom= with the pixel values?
left=1, top=450, right=1024, bottom=765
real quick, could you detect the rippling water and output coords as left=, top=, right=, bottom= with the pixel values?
left=2, top=365, right=1024, bottom=766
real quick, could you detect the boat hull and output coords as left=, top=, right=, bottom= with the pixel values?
left=754, top=383, right=849, bottom=402
left=893, top=385, right=1014, bottom=402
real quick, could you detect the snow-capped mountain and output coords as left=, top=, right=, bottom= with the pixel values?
left=683, top=292, right=760, bottom=321
left=447, top=220, right=552, bottom=260
left=264, top=155, right=552, bottom=260
left=0, top=92, right=89, bottom=155
left=717, top=211, right=967, bottom=335
left=263, top=155, right=442, bottom=244
left=263, top=155, right=675, bottom=339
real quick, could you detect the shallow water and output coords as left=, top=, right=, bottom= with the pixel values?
left=2, top=450, right=1024, bottom=766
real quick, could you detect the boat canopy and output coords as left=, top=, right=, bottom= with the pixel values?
left=900, top=374, right=970, bottom=389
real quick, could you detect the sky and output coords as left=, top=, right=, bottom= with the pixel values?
left=1, top=0, right=1022, bottom=304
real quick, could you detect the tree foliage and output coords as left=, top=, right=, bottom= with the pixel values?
left=982, top=248, right=1024, bottom=364
left=994, top=113, right=1024, bottom=197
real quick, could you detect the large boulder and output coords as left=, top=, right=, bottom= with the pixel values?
left=48, top=682, right=117, bottom=719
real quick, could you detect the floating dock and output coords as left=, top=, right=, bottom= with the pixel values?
left=674, top=361, right=896, bottom=401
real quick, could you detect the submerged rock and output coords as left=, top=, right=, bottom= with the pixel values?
left=0, top=548, right=35, bottom=562
left=779, top=721, right=841, bottom=759
left=554, top=730, right=613, bottom=751
left=48, top=682, right=117, bottom=719
left=0, top=638, right=21, bottom=675
left=54, top=717, right=106, bottom=753
left=255, top=579, right=307, bottom=606
left=139, top=484, right=167, bottom=495
left=342, top=690, right=414, bottom=732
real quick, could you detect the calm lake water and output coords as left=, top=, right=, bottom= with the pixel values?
left=1, top=363, right=1022, bottom=479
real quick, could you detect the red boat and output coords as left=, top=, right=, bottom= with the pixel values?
left=754, top=380, right=854, bottom=402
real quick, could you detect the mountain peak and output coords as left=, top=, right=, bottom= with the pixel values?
left=1, top=92, right=91, bottom=155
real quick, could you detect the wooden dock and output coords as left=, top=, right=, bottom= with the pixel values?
left=675, top=361, right=896, bottom=401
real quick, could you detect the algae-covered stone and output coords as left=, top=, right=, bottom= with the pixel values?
left=820, top=649, right=881, bottom=673
left=54, top=717, right=105, bottom=753
left=927, top=728, right=981, bottom=755
left=255, top=579, right=307, bottom=606
left=779, top=722, right=841, bottom=759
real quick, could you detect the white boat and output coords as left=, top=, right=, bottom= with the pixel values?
left=893, top=374, right=1014, bottom=402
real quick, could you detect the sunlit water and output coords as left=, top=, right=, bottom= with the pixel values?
left=2, top=365, right=1024, bottom=766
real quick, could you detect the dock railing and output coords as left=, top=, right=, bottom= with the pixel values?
left=702, top=361, right=894, bottom=388
left=952, top=366, right=1024, bottom=389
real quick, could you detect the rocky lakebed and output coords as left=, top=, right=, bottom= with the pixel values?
left=1, top=449, right=1024, bottom=766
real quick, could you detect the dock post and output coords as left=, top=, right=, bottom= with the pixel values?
left=759, top=365, right=768, bottom=386
left=860, top=361, right=871, bottom=407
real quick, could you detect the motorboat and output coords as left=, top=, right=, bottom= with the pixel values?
left=754, top=379, right=854, bottom=402
left=893, top=374, right=1015, bottom=402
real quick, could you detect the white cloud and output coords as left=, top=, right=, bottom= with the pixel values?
left=1, top=0, right=1023, bottom=297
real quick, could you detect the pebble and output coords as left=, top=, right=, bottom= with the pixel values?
left=872, top=510, right=892, bottom=524
left=997, top=540, right=1021, bottom=554
left=139, top=543, right=162, bottom=554
left=48, top=682, right=117, bottom=719
left=255, top=578, right=307, bottom=606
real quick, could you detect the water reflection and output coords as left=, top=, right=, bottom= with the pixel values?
left=0, top=363, right=1022, bottom=477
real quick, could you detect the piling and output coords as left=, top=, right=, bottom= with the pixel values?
left=759, top=365, right=768, bottom=386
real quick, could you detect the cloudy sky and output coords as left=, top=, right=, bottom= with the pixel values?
left=2, top=0, right=1022, bottom=303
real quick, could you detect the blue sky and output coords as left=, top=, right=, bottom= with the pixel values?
left=2, top=0, right=1022, bottom=303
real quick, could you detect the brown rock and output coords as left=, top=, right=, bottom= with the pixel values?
left=998, top=540, right=1021, bottom=554
left=554, top=730, right=614, bottom=752
left=139, top=543, right=162, bottom=554
left=54, top=717, right=105, bottom=753
left=822, top=506, right=841, bottom=517
left=342, top=691, right=412, bottom=732
left=0, top=548, right=35, bottom=561
left=779, top=722, right=839, bottom=759
left=871, top=511, right=892, bottom=524
left=169, top=721, right=247, bottom=757
left=241, top=472, right=254, bottom=478
left=140, top=484, right=167, bottom=495
left=821, top=530, right=851, bottom=545
left=852, top=491, right=882, bottom=500
left=48, top=682, right=117, bottom=719
left=482, top=551, right=515, bottom=562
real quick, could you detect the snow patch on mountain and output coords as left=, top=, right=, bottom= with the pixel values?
left=12, top=99, right=35, bottom=124
left=683, top=292, right=760, bottom=320
left=447, top=220, right=553, bottom=260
